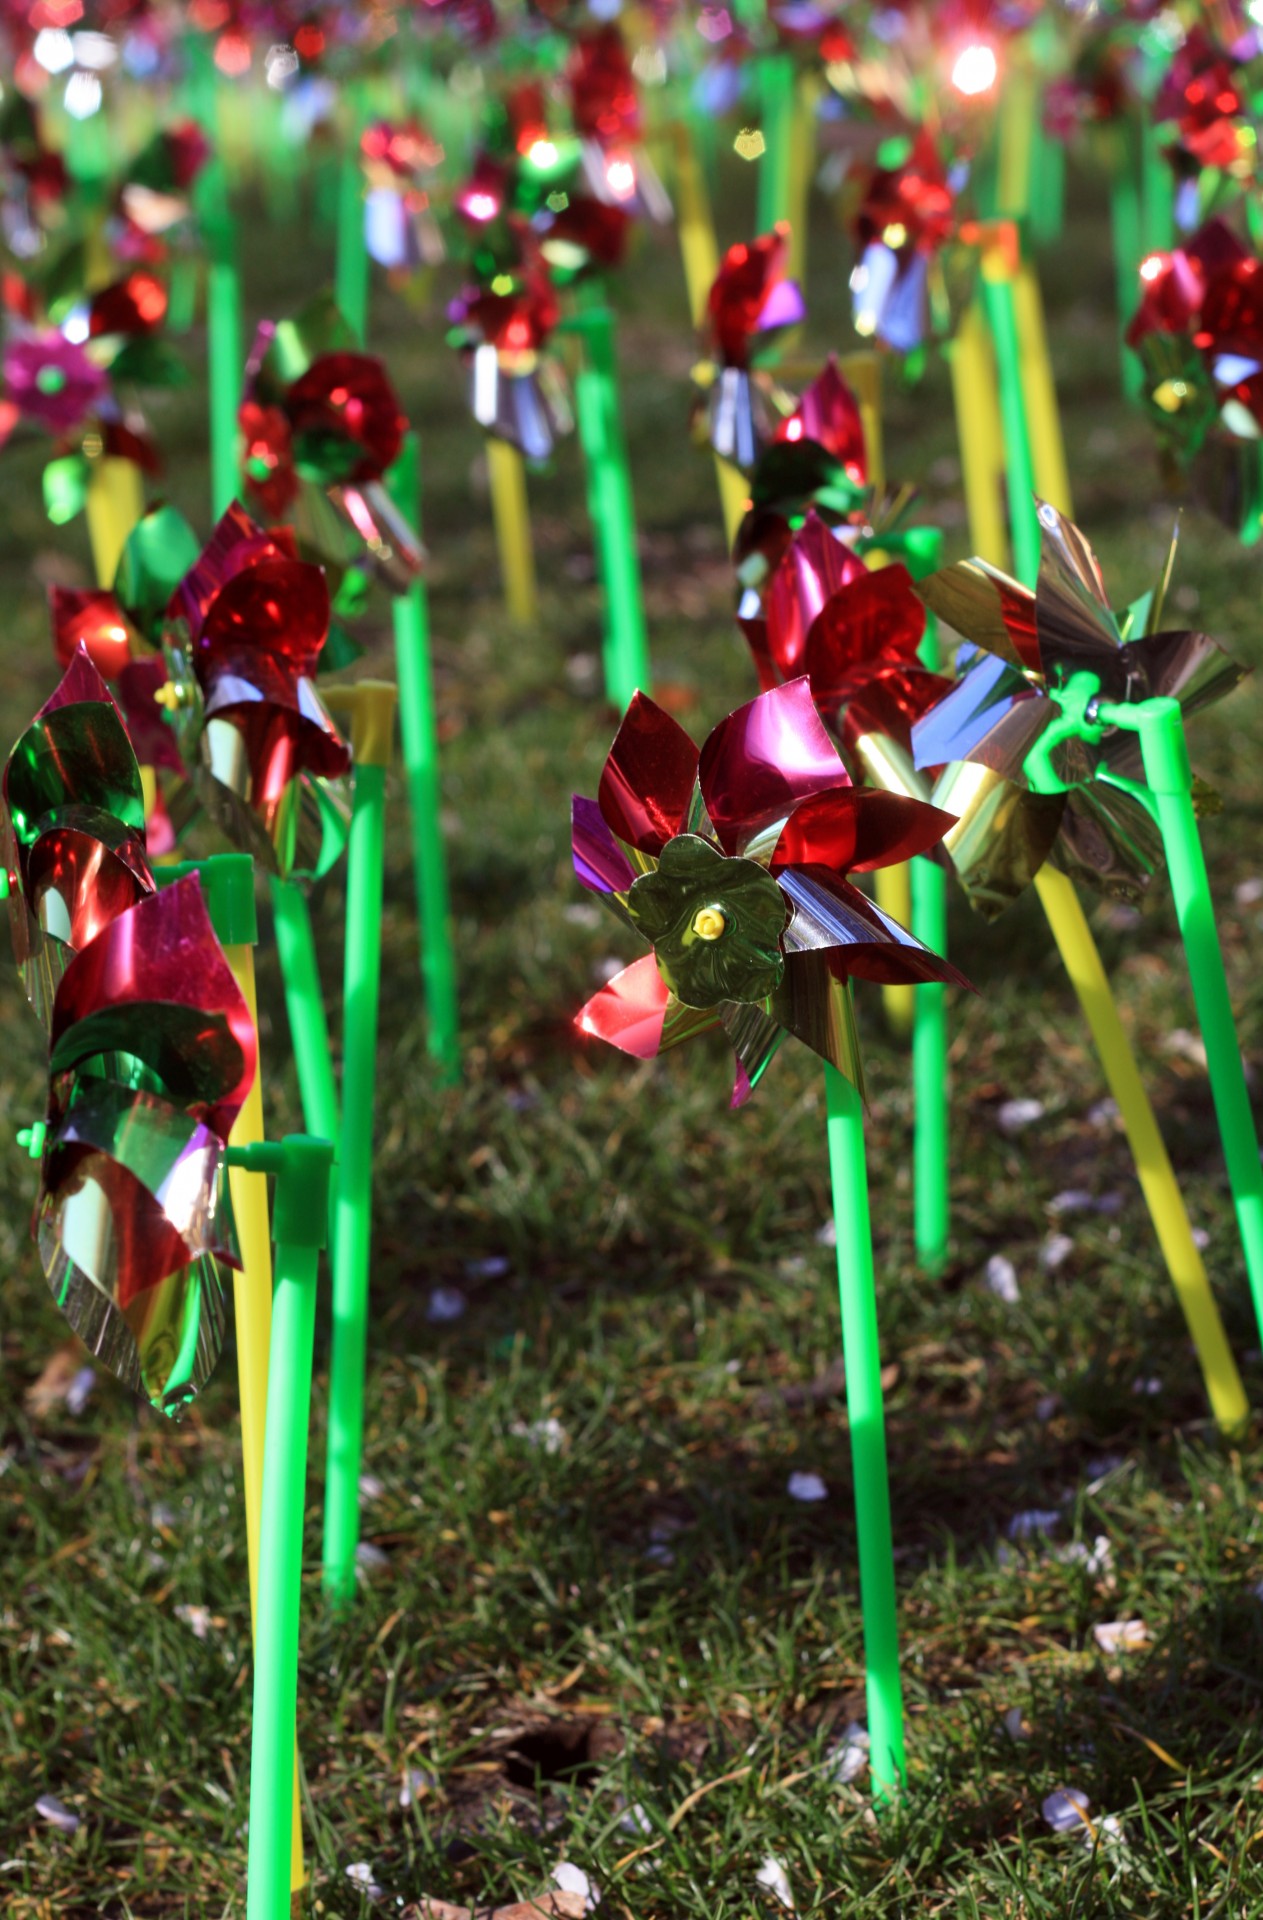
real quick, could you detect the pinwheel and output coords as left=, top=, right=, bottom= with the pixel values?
left=48, top=501, right=201, bottom=850
left=733, top=359, right=875, bottom=586
left=3, top=665, right=329, bottom=1905
left=239, top=292, right=423, bottom=592
left=1153, top=24, right=1254, bottom=197
left=575, top=677, right=968, bottom=1799
left=694, top=224, right=806, bottom=474
left=912, top=497, right=1263, bottom=1403
left=1125, top=217, right=1263, bottom=536
left=912, top=499, right=1241, bottom=918
left=575, top=678, right=964, bottom=1105
left=360, top=118, right=445, bottom=279
left=24, top=875, right=255, bottom=1416
left=446, top=222, right=571, bottom=461
left=3, top=648, right=156, bottom=1024
left=850, top=131, right=956, bottom=353
left=163, top=501, right=352, bottom=883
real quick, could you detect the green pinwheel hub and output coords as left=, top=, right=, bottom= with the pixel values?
left=626, top=834, right=790, bottom=1011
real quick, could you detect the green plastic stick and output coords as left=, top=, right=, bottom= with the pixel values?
left=269, top=875, right=339, bottom=1148
left=388, top=437, right=461, bottom=1080
left=1109, top=121, right=1145, bottom=401
left=910, top=857, right=948, bottom=1274
left=755, top=52, right=796, bottom=234
left=890, top=525, right=950, bottom=1273
left=980, top=267, right=1040, bottom=585
left=242, top=1135, right=332, bottom=1920
left=570, top=290, right=651, bottom=708
left=824, top=1060, right=906, bottom=1799
left=335, top=119, right=369, bottom=347
left=1097, top=696, right=1263, bottom=1340
left=186, top=38, right=241, bottom=519
left=322, top=704, right=393, bottom=1607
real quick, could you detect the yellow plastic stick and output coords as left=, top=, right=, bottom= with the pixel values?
left=85, top=455, right=144, bottom=589
left=874, top=867, right=915, bottom=1037
left=786, top=74, right=821, bottom=285
left=1033, top=870, right=1249, bottom=1438
left=225, top=944, right=308, bottom=1890
left=948, top=305, right=1008, bottom=572
left=997, top=61, right=1037, bottom=219
left=840, top=350, right=884, bottom=496
left=671, top=120, right=719, bottom=326
left=486, top=436, right=537, bottom=626
left=1012, top=262, right=1074, bottom=519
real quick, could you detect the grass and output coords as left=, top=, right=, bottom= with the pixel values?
left=3, top=142, right=1263, bottom=1917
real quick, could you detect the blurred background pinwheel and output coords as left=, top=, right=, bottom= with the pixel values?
left=239, top=290, right=423, bottom=592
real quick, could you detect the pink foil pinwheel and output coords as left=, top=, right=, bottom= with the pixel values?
left=574, top=679, right=964, bottom=1105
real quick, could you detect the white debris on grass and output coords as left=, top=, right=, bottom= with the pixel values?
left=756, top=1855, right=795, bottom=1909
left=399, top=1766, right=438, bottom=1808
left=35, top=1795, right=79, bottom=1834
left=355, top=1542, right=391, bottom=1578
left=826, top=1721, right=870, bottom=1784
left=1056, top=1537, right=1113, bottom=1578
left=997, top=1097, right=1044, bottom=1134
left=985, top=1255, right=1020, bottom=1303
left=345, top=1861, right=385, bottom=1898
left=999, top=1706, right=1029, bottom=1741
left=427, top=1285, right=467, bottom=1324
left=553, top=1861, right=600, bottom=1909
left=66, top=1366, right=95, bottom=1415
left=1042, top=1787, right=1091, bottom=1833
left=1093, top=1619, right=1148, bottom=1654
left=358, top=1473, right=386, bottom=1503
left=173, top=1604, right=214, bottom=1640
left=512, top=1417, right=567, bottom=1455
left=1007, top=1509, right=1061, bottom=1541
left=786, top=1470, right=828, bottom=1503
left=1039, top=1233, right=1074, bottom=1272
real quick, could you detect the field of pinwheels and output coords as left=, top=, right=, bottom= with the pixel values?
left=3, top=27, right=1263, bottom=1919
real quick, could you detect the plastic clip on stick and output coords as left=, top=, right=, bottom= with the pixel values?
left=320, top=682, right=396, bottom=1607
left=239, top=1134, right=334, bottom=1920
left=156, top=854, right=310, bottom=1887
left=387, top=435, right=460, bottom=1080
left=824, top=1059, right=906, bottom=1799
left=567, top=289, right=652, bottom=708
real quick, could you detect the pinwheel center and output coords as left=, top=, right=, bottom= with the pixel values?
left=36, top=366, right=68, bottom=395
left=691, top=905, right=727, bottom=942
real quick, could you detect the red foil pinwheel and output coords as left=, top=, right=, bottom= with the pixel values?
left=447, top=224, right=572, bottom=460
left=34, top=875, right=256, bottom=1416
left=240, top=292, right=423, bottom=591
left=1126, top=217, right=1263, bottom=523
left=850, top=131, right=956, bottom=353
left=697, top=225, right=806, bottom=471
left=574, top=679, right=965, bottom=1105
left=164, top=502, right=352, bottom=880
left=3, top=649, right=156, bottom=1024
left=361, top=119, right=446, bottom=277
left=739, top=511, right=954, bottom=784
